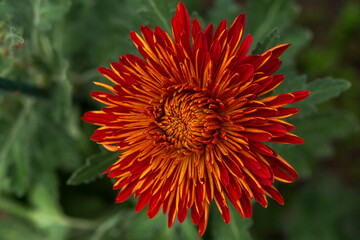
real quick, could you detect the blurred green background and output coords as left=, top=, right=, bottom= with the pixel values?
left=0, top=0, right=359, bottom=239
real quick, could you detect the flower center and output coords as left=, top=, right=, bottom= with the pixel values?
left=158, top=90, right=222, bottom=153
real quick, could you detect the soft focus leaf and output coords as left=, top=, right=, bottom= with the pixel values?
left=246, top=0, right=298, bottom=47
left=0, top=99, right=34, bottom=195
left=271, top=110, right=358, bottom=177
left=89, top=211, right=128, bottom=240
left=120, top=210, right=198, bottom=240
left=33, top=0, right=72, bottom=32
left=210, top=204, right=252, bottom=240
left=306, top=76, right=351, bottom=104
left=275, top=75, right=307, bottom=94
left=287, top=172, right=360, bottom=240
left=0, top=0, right=358, bottom=240
left=67, top=151, right=119, bottom=185
left=134, top=0, right=177, bottom=32
left=29, top=175, right=68, bottom=240
left=252, top=28, right=279, bottom=54
left=51, top=60, right=73, bottom=124
left=207, top=0, right=242, bottom=25
left=280, top=26, right=312, bottom=69
left=0, top=217, right=44, bottom=240
left=0, top=20, right=24, bottom=76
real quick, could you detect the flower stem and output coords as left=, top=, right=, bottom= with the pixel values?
left=0, top=77, right=91, bottom=108
left=0, top=77, right=49, bottom=98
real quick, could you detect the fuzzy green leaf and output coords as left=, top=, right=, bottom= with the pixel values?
left=246, top=0, right=298, bottom=47
left=252, top=28, right=280, bottom=54
left=207, top=0, right=242, bottom=26
left=0, top=217, right=44, bottom=240
left=0, top=99, right=34, bottom=195
left=67, top=151, right=119, bottom=185
left=306, top=77, right=351, bottom=104
left=279, top=26, right=312, bottom=69
left=33, top=0, right=72, bottom=31
left=288, top=173, right=360, bottom=240
left=271, top=110, right=358, bottom=177
left=135, top=0, right=177, bottom=33
left=210, top=204, right=253, bottom=240
left=29, top=175, right=68, bottom=240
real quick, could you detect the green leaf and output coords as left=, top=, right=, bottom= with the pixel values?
left=0, top=217, right=44, bottom=240
left=210, top=204, right=253, bottom=240
left=0, top=19, right=24, bottom=76
left=0, top=99, right=35, bottom=195
left=51, top=60, right=72, bottom=124
left=306, top=77, right=351, bottom=104
left=29, top=176, right=68, bottom=240
left=67, top=151, right=119, bottom=185
left=135, top=0, right=177, bottom=33
left=271, top=110, right=358, bottom=177
left=252, top=28, right=280, bottom=54
left=287, top=172, right=360, bottom=240
left=89, top=211, right=128, bottom=240
left=279, top=26, right=312, bottom=69
left=246, top=0, right=299, bottom=47
left=207, top=0, right=242, bottom=26
left=274, top=75, right=307, bottom=94
left=33, top=0, right=72, bottom=32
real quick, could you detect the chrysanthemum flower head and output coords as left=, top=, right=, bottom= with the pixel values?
left=83, top=2, right=310, bottom=237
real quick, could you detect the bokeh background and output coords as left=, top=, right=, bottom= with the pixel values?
left=0, top=0, right=359, bottom=239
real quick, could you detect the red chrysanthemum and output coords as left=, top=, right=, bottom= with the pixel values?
left=82, top=2, right=310, bottom=237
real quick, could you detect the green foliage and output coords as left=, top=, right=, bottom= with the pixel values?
left=306, top=77, right=351, bottom=104
left=67, top=151, right=119, bottom=185
left=286, top=172, right=360, bottom=240
left=252, top=28, right=280, bottom=55
left=271, top=74, right=356, bottom=176
left=0, top=0, right=358, bottom=240
left=134, top=0, right=177, bottom=32
left=206, top=0, right=242, bottom=25
left=245, top=0, right=299, bottom=48
left=210, top=204, right=253, bottom=240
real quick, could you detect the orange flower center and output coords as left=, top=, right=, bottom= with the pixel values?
left=158, top=90, right=222, bottom=153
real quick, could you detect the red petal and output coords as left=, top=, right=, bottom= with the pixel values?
left=177, top=202, right=188, bottom=223
left=228, top=14, right=245, bottom=51
left=191, top=18, right=202, bottom=42
left=191, top=206, right=200, bottom=225
left=270, top=133, right=304, bottom=144
left=168, top=201, right=177, bottom=228
left=116, top=181, right=137, bottom=203
left=257, top=74, right=284, bottom=97
left=240, top=128, right=272, bottom=142
left=239, top=194, right=252, bottom=218
left=253, top=190, right=268, bottom=207
left=276, top=107, right=299, bottom=118
left=147, top=191, right=162, bottom=219
left=214, top=19, right=227, bottom=40
left=130, top=31, right=144, bottom=48
left=135, top=190, right=151, bottom=213
left=236, top=34, right=253, bottom=60
left=249, top=141, right=274, bottom=156
left=204, top=24, right=214, bottom=46
left=292, top=90, right=311, bottom=103
left=198, top=205, right=209, bottom=237
left=263, top=185, right=284, bottom=205
left=263, top=43, right=291, bottom=59
left=218, top=162, right=230, bottom=186
left=172, top=2, right=191, bottom=43
left=272, top=166, right=295, bottom=183
left=264, top=155, right=298, bottom=180
left=260, top=93, right=295, bottom=108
